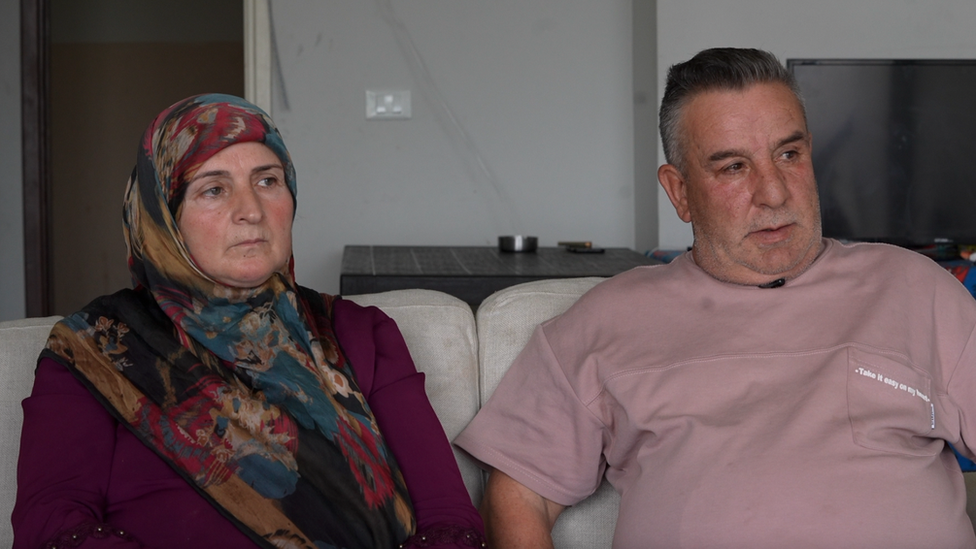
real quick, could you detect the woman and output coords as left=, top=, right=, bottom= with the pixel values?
left=13, top=94, right=485, bottom=549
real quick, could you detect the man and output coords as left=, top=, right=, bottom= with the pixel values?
left=455, top=48, right=976, bottom=548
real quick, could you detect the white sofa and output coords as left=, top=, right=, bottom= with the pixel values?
left=2, top=278, right=975, bottom=547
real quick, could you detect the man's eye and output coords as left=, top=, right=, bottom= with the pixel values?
left=782, top=150, right=798, bottom=160
left=724, top=162, right=743, bottom=173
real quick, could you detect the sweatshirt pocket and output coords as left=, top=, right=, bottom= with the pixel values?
left=847, top=347, right=939, bottom=457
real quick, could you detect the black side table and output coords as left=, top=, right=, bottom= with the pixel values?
left=340, top=245, right=660, bottom=307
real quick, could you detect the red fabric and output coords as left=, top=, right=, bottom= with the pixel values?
left=13, top=299, right=482, bottom=548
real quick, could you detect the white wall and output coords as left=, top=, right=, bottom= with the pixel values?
left=0, top=1, right=24, bottom=322
left=270, top=0, right=636, bottom=294
left=656, top=0, right=976, bottom=250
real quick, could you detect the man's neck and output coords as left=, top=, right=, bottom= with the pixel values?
left=691, top=238, right=826, bottom=287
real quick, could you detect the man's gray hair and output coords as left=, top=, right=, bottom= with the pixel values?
left=659, top=48, right=805, bottom=173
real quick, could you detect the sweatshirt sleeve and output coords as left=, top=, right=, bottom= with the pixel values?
left=332, top=298, right=485, bottom=548
left=12, top=357, right=150, bottom=549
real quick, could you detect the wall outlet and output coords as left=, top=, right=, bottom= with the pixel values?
left=366, top=90, right=411, bottom=119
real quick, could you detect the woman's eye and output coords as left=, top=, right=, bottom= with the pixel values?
left=202, top=186, right=223, bottom=197
left=257, top=176, right=278, bottom=187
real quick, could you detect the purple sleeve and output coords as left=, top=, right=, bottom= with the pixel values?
left=12, top=358, right=151, bottom=548
left=333, top=298, right=485, bottom=547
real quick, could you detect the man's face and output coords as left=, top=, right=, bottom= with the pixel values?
left=658, top=82, right=823, bottom=286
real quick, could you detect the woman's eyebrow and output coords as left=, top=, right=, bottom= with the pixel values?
left=189, top=169, right=230, bottom=182
left=252, top=163, right=284, bottom=174
left=190, top=163, right=283, bottom=183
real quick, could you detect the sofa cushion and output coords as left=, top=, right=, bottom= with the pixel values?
left=0, top=316, right=61, bottom=548
left=476, top=277, right=605, bottom=401
left=475, top=278, right=619, bottom=548
left=345, top=289, right=482, bottom=503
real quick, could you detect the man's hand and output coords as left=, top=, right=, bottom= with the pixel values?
left=480, top=469, right=566, bottom=549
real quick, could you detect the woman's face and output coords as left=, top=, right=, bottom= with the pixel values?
left=177, top=142, right=294, bottom=288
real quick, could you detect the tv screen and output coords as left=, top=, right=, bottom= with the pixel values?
left=788, top=59, right=976, bottom=247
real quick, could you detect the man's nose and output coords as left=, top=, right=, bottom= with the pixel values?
left=752, top=162, right=790, bottom=208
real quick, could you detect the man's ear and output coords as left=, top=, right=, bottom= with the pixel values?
left=658, top=164, right=692, bottom=223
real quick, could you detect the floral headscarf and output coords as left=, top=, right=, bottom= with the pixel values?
left=43, top=94, right=416, bottom=548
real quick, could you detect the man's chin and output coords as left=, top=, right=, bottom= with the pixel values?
left=747, top=240, right=823, bottom=278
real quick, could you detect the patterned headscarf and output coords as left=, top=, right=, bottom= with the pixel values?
left=43, top=94, right=416, bottom=548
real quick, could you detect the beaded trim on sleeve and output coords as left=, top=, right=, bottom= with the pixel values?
left=44, top=521, right=134, bottom=549
left=399, top=524, right=487, bottom=548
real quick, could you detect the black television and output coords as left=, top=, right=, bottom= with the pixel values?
left=788, top=59, right=976, bottom=247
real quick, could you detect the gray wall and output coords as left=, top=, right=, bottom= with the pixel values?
left=633, top=1, right=658, bottom=254
left=656, top=0, right=976, bottom=249
left=1, top=2, right=24, bottom=322
left=271, top=0, right=638, bottom=294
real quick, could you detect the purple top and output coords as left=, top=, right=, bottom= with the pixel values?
left=12, top=299, right=483, bottom=548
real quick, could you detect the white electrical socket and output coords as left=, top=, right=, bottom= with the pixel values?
left=366, top=90, right=411, bottom=120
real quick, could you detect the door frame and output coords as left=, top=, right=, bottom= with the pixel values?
left=21, top=0, right=50, bottom=318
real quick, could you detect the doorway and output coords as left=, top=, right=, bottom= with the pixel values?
left=23, top=0, right=247, bottom=316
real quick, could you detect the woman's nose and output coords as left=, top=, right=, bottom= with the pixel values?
left=233, top=186, right=264, bottom=223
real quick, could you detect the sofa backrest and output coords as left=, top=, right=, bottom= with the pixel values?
left=0, top=316, right=62, bottom=548
left=476, top=277, right=619, bottom=548
left=344, top=289, right=483, bottom=503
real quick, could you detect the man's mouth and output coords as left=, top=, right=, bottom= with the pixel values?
left=749, top=224, right=793, bottom=244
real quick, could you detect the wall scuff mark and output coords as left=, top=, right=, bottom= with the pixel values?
left=375, top=0, right=523, bottom=235
left=269, top=0, right=290, bottom=110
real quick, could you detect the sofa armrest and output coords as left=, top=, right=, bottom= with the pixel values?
left=0, top=316, right=62, bottom=547
left=345, top=289, right=482, bottom=503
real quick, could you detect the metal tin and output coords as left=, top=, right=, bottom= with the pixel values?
left=498, top=235, right=538, bottom=253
